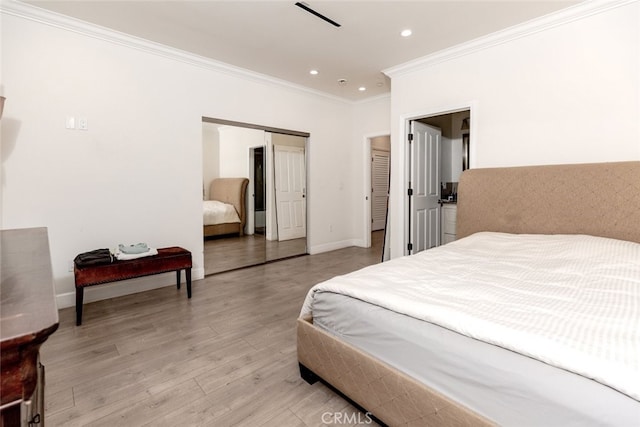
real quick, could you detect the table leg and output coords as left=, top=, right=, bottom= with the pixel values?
left=186, top=268, right=192, bottom=299
left=76, top=287, right=84, bottom=326
left=176, top=269, right=181, bottom=290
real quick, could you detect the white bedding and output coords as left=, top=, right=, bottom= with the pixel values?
left=203, top=200, right=240, bottom=226
left=312, top=292, right=640, bottom=426
left=301, top=232, right=640, bottom=401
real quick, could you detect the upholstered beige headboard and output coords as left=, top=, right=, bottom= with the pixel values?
left=457, top=161, right=640, bottom=244
left=209, top=178, right=249, bottom=224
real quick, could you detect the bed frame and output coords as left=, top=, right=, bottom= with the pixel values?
left=297, top=161, right=640, bottom=426
left=204, top=177, right=249, bottom=238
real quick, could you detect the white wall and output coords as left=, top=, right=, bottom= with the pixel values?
left=441, top=136, right=454, bottom=183
left=272, top=133, right=305, bottom=148
left=201, top=123, right=220, bottom=200
left=349, top=95, right=391, bottom=250
left=218, top=126, right=264, bottom=178
left=0, top=7, right=389, bottom=307
left=371, top=135, right=390, bottom=152
left=386, top=1, right=640, bottom=258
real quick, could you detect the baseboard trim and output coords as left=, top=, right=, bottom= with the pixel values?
left=308, top=239, right=362, bottom=255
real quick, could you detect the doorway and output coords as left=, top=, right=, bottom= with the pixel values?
left=249, top=146, right=266, bottom=236
left=364, top=134, right=390, bottom=250
left=371, top=149, right=390, bottom=231
left=406, top=109, right=471, bottom=255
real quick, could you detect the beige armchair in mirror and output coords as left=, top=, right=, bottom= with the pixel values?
left=202, top=119, right=308, bottom=275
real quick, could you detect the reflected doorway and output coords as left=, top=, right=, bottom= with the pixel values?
left=252, top=146, right=266, bottom=235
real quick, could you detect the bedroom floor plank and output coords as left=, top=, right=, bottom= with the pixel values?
left=43, top=386, right=75, bottom=418
left=44, top=325, right=221, bottom=398
left=40, top=232, right=384, bottom=426
left=204, top=233, right=308, bottom=275
left=195, top=344, right=295, bottom=395
left=290, top=384, right=372, bottom=427
left=71, top=336, right=254, bottom=414
left=90, top=378, right=206, bottom=427
left=260, top=408, right=307, bottom=427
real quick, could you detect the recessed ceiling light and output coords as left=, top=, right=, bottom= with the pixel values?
left=309, top=69, right=319, bottom=75
left=358, top=86, right=366, bottom=92
left=401, top=29, right=412, bottom=37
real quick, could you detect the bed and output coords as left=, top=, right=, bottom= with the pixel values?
left=297, top=161, right=640, bottom=426
left=203, top=177, right=249, bottom=238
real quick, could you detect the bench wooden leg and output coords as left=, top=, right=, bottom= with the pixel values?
left=176, top=268, right=191, bottom=298
left=76, top=287, right=84, bottom=326
left=186, top=268, right=192, bottom=298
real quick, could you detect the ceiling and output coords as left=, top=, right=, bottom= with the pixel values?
left=24, top=1, right=579, bottom=101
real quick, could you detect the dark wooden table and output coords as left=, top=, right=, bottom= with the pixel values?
left=1, top=227, right=59, bottom=426
left=74, top=246, right=192, bottom=325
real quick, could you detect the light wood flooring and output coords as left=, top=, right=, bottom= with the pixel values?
left=41, top=232, right=384, bottom=426
left=204, top=234, right=307, bottom=275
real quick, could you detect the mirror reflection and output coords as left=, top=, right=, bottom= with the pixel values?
left=202, top=120, right=307, bottom=275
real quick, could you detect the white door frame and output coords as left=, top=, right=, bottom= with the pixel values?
left=397, top=102, right=477, bottom=257
left=363, top=131, right=391, bottom=249
left=265, top=133, right=277, bottom=241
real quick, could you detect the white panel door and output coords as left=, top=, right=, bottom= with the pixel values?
left=371, top=150, right=390, bottom=231
left=274, top=145, right=306, bottom=241
left=410, top=121, right=441, bottom=254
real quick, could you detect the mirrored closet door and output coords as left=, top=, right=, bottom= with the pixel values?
left=202, top=118, right=308, bottom=275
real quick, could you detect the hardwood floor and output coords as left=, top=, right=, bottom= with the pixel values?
left=42, top=232, right=384, bottom=426
left=204, top=234, right=307, bottom=275
left=204, top=234, right=266, bottom=275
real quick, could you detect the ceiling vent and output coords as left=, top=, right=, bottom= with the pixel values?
left=295, top=2, right=341, bottom=28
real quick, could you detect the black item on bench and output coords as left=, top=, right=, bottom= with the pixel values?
left=74, top=248, right=113, bottom=267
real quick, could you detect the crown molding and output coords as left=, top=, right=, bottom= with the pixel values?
left=384, top=0, right=637, bottom=78
left=353, top=92, right=391, bottom=106
left=0, top=0, right=356, bottom=104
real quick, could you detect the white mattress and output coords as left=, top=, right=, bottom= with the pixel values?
left=301, top=232, right=640, bottom=424
left=312, top=291, right=640, bottom=426
left=203, top=200, right=240, bottom=226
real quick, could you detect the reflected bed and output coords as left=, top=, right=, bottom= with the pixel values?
left=203, top=177, right=248, bottom=238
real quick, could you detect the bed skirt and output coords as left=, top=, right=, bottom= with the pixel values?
left=296, top=316, right=494, bottom=426
left=203, top=222, right=243, bottom=238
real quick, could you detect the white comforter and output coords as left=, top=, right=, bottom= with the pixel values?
left=203, top=200, right=240, bottom=226
left=301, top=232, right=640, bottom=401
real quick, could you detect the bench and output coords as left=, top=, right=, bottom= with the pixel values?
left=74, top=247, right=192, bottom=325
